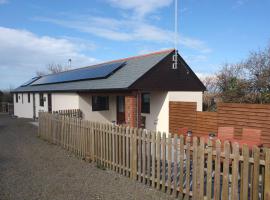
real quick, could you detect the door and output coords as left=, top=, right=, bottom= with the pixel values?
left=117, top=96, right=125, bottom=124
left=33, top=93, right=36, bottom=119
left=48, top=94, right=52, bottom=113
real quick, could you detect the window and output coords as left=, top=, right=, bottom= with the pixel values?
left=92, top=96, right=109, bottom=111
left=15, top=93, right=18, bottom=103
left=22, top=93, right=24, bottom=104
left=40, top=93, right=44, bottom=107
left=28, top=93, right=31, bottom=103
left=141, top=93, right=150, bottom=113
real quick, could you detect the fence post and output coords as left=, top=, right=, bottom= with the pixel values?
left=265, top=148, right=270, bottom=200
left=133, top=128, right=138, bottom=180
left=192, top=137, right=198, bottom=199
left=231, top=143, right=240, bottom=200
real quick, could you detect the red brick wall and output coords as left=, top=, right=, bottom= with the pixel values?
left=125, top=92, right=141, bottom=128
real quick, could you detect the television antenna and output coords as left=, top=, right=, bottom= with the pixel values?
left=68, top=59, right=72, bottom=68
left=172, top=0, right=178, bottom=69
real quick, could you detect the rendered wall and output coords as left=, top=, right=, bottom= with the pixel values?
left=141, top=91, right=169, bottom=133
left=52, top=93, right=79, bottom=111
left=79, top=94, right=117, bottom=123
left=13, top=93, right=34, bottom=118
left=168, top=91, right=203, bottom=111
left=142, top=91, right=203, bottom=134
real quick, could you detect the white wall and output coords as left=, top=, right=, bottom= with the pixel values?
left=13, top=93, right=34, bottom=118
left=142, top=91, right=203, bottom=134
left=141, top=91, right=169, bottom=133
left=168, top=91, right=203, bottom=111
left=79, top=93, right=117, bottom=123
left=52, top=93, right=79, bottom=111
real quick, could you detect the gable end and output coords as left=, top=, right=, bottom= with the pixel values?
left=129, top=51, right=206, bottom=91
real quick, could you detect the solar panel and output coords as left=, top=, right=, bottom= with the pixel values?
left=31, top=62, right=126, bottom=86
left=21, top=77, right=41, bottom=87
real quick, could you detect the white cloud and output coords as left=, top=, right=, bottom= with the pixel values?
left=0, top=26, right=97, bottom=89
left=0, top=0, right=8, bottom=4
left=185, top=55, right=208, bottom=64
left=233, top=0, right=249, bottom=9
left=36, top=16, right=211, bottom=53
left=107, top=0, right=173, bottom=18
left=196, top=72, right=214, bottom=80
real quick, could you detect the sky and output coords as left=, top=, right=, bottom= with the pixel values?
left=0, top=0, right=270, bottom=89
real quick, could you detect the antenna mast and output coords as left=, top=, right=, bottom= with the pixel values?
left=173, top=0, right=178, bottom=69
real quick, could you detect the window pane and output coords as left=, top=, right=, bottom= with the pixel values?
left=92, top=96, right=109, bottom=111
left=141, top=93, right=150, bottom=113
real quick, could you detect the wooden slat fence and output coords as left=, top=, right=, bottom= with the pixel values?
left=169, top=102, right=270, bottom=147
left=218, top=103, right=270, bottom=147
left=39, top=112, right=270, bottom=200
left=169, top=102, right=197, bottom=134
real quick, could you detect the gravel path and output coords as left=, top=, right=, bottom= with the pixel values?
left=0, top=114, right=174, bottom=200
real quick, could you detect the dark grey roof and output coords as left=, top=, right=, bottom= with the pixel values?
left=13, top=49, right=174, bottom=92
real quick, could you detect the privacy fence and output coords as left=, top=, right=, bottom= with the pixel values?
left=38, top=112, right=270, bottom=200
left=169, top=102, right=270, bottom=147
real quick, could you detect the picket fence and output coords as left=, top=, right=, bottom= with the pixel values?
left=52, top=109, right=82, bottom=118
left=38, top=112, right=270, bottom=200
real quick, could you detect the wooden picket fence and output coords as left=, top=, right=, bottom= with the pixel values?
left=38, top=112, right=270, bottom=200
left=52, top=109, right=82, bottom=118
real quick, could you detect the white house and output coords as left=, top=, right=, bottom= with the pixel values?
left=13, top=49, right=205, bottom=133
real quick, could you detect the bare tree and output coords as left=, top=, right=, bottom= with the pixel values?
left=244, top=45, right=270, bottom=103
left=201, top=76, right=219, bottom=111
left=36, top=63, right=71, bottom=76
left=203, top=42, right=270, bottom=107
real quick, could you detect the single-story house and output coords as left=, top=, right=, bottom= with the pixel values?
left=13, top=49, right=206, bottom=133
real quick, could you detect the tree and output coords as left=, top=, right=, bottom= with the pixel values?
left=203, top=42, right=270, bottom=108
left=216, top=63, right=249, bottom=103
left=244, top=46, right=270, bottom=103
left=0, top=90, right=3, bottom=102
left=201, top=76, right=219, bottom=111
left=36, top=63, right=71, bottom=76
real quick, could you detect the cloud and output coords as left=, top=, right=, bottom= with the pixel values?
left=186, top=54, right=209, bottom=63
left=233, top=0, right=249, bottom=9
left=107, top=0, right=173, bottom=18
left=0, top=0, right=8, bottom=4
left=0, top=26, right=97, bottom=89
left=36, top=16, right=211, bottom=53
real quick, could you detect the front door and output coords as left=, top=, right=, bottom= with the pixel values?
left=33, top=93, right=36, bottom=119
left=48, top=94, right=52, bottom=112
left=117, top=96, right=125, bottom=124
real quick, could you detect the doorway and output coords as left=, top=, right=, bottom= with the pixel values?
left=33, top=93, right=36, bottom=119
left=116, top=96, right=125, bottom=124
left=48, top=94, right=52, bottom=113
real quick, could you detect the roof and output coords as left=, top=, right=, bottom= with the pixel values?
left=13, top=49, right=205, bottom=92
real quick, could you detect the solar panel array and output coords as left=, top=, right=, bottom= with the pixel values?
left=28, top=62, right=125, bottom=86
left=21, top=77, right=41, bottom=87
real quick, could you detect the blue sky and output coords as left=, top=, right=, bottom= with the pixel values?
left=0, top=0, right=270, bottom=89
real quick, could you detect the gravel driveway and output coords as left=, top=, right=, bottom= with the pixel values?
left=0, top=114, right=174, bottom=200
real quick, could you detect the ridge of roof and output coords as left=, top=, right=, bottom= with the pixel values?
left=103, top=48, right=175, bottom=64
left=39, top=48, right=175, bottom=78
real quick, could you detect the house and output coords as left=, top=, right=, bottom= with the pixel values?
left=13, top=49, right=206, bottom=133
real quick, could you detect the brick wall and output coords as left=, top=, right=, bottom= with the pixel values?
left=125, top=92, right=141, bottom=128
